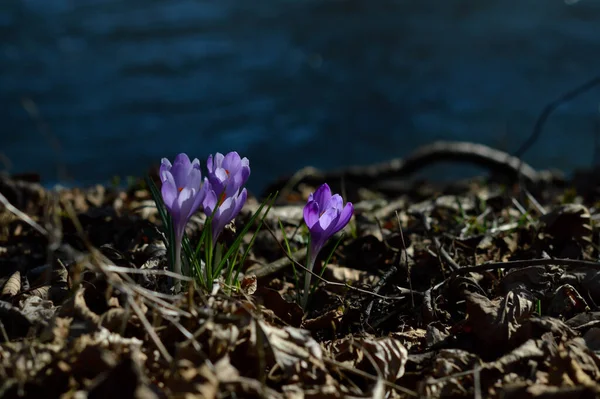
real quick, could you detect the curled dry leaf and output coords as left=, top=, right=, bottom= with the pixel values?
left=464, top=290, right=534, bottom=355
left=326, top=335, right=408, bottom=383
left=547, top=284, right=589, bottom=319
left=255, top=319, right=325, bottom=382
left=426, top=349, right=482, bottom=397
left=26, top=284, right=51, bottom=300
left=302, top=308, right=343, bottom=332
left=240, top=274, right=257, bottom=295
left=1, top=270, right=21, bottom=298
left=58, top=287, right=101, bottom=327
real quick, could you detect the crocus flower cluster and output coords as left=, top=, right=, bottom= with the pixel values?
left=302, top=183, right=353, bottom=306
left=203, top=152, right=250, bottom=243
left=159, top=151, right=249, bottom=281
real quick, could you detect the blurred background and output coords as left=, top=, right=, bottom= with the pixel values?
left=1, top=0, right=599, bottom=195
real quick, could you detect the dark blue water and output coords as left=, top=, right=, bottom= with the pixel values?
left=1, top=0, right=600, bottom=193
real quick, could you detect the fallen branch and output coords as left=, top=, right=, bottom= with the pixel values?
left=265, top=141, right=549, bottom=199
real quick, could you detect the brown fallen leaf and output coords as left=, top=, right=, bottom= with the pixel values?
left=302, top=308, right=343, bottom=332
left=256, top=287, right=303, bottom=327
left=464, top=290, right=534, bottom=356
left=326, top=335, right=408, bottom=383
left=1, top=270, right=20, bottom=299
left=240, top=274, right=257, bottom=295
left=254, top=319, right=326, bottom=383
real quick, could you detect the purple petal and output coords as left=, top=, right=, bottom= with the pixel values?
left=160, top=176, right=178, bottom=210
left=232, top=188, right=247, bottom=218
left=206, top=154, right=215, bottom=174
left=185, top=167, right=202, bottom=190
left=181, top=170, right=203, bottom=219
left=307, top=222, right=327, bottom=256
left=173, top=153, right=191, bottom=167
left=325, top=194, right=343, bottom=212
left=213, top=153, right=225, bottom=168
left=202, top=187, right=218, bottom=216
left=222, top=151, right=242, bottom=172
left=211, top=196, right=234, bottom=240
left=191, top=178, right=210, bottom=216
left=312, top=183, right=332, bottom=208
left=332, top=202, right=353, bottom=234
left=171, top=153, right=193, bottom=188
left=214, top=168, right=228, bottom=183
left=176, top=187, right=195, bottom=220
left=303, top=201, right=320, bottom=229
left=191, top=158, right=201, bottom=169
left=159, top=158, right=172, bottom=182
left=318, top=207, right=338, bottom=232
left=241, top=157, right=250, bottom=178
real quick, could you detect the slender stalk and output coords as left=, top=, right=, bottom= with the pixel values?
left=301, top=245, right=315, bottom=309
left=213, top=243, right=223, bottom=277
left=205, top=229, right=214, bottom=289
left=174, top=236, right=182, bottom=292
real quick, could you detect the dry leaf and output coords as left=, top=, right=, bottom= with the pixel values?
left=1, top=270, right=21, bottom=298
left=327, top=335, right=408, bottom=383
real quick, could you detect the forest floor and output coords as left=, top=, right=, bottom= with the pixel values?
left=2, top=142, right=600, bottom=398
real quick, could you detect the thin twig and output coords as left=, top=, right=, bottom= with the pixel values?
left=127, top=295, right=173, bottom=363
left=514, top=76, right=600, bottom=158
left=451, top=257, right=600, bottom=278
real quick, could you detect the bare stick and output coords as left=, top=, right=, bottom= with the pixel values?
left=514, top=76, right=600, bottom=158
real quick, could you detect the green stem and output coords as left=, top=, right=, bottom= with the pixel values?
left=174, top=237, right=182, bottom=292
left=301, top=246, right=316, bottom=309
left=214, top=243, right=223, bottom=280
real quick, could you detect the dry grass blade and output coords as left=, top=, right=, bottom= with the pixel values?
left=61, top=199, right=176, bottom=363
left=103, top=264, right=194, bottom=281
left=0, top=191, right=47, bottom=236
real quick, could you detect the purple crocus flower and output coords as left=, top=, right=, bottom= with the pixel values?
left=160, top=153, right=209, bottom=281
left=302, top=183, right=353, bottom=306
left=203, top=184, right=248, bottom=243
left=206, top=152, right=250, bottom=199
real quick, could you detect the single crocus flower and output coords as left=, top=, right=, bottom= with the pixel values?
left=203, top=184, right=248, bottom=243
left=160, top=153, right=209, bottom=280
left=206, top=151, right=250, bottom=199
left=302, top=183, right=353, bottom=306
